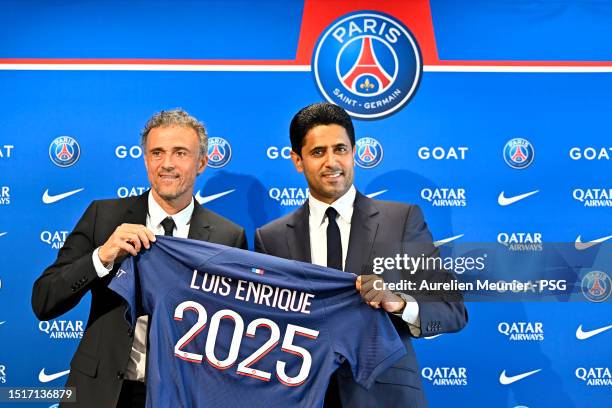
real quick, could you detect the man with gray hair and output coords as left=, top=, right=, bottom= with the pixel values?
left=32, top=108, right=247, bottom=408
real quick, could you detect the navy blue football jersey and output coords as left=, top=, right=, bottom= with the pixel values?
left=109, top=236, right=406, bottom=408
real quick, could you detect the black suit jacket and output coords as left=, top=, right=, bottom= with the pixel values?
left=255, top=191, right=467, bottom=408
left=32, top=193, right=247, bottom=408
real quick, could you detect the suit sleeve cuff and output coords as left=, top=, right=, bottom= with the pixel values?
left=92, top=247, right=113, bottom=278
left=394, top=293, right=421, bottom=337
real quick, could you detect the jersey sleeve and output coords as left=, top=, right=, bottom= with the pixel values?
left=328, top=297, right=407, bottom=389
left=108, top=256, right=141, bottom=327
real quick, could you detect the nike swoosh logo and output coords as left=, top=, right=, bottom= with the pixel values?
left=434, top=234, right=464, bottom=247
left=0, top=232, right=6, bottom=238
left=424, top=334, right=443, bottom=340
left=499, top=369, right=541, bottom=385
left=0, top=321, right=5, bottom=325
left=195, top=189, right=235, bottom=205
left=575, top=235, right=612, bottom=251
left=366, top=189, right=388, bottom=199
left=498, top=190, right=539, bottom=206
left=576, top=324, right=612, bottom=340
left=38, top=368, right=70, bottom=383
left=42, top=188, right=84, bottom=204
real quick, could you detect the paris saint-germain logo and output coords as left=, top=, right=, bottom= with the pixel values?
left=206, top=137, right=232, bottom=168
left=581, top=271, right=611, bottom=302
left=313, top=11, right=422, bottom=119
left=49, top=136, right=80, bottom=167
left=355, top=137, right=383, bottom=168
left=503, top=138, right=535, bottom=169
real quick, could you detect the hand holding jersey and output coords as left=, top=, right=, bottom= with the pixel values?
left=98, top=224, right=157, bottom=265
left=356, top=275, right=406, bottom=313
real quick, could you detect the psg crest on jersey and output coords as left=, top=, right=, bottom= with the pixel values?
left=581, top=271, right=611, bottom=303
left=313, top=11, right=422, bottom=119
left=503, top=138, right=535, bottom=169
left=355, top=137, right=383, bottom=168
left=49, top=136, right=80, bottom=167
left=206, top=137, right=232, bottom=169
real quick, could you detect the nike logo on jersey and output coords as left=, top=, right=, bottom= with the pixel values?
left=195, top=189, right=235, bottom=205
left=434, top=234, right=464, bottom=247
left=576, top=324, right=612, bottom=340
left=498, top=190, right=539, bottom=206
left=38, top=368, right=70, bottom=383
left=0, top=232, right=6, bottom=238
left=499, top=369, right=541, bottom=385
left=42, top=188, right=84, bottom=204
left=575, top=235, right=612, bottom=250
left=366, top=190, right=388, bottom=199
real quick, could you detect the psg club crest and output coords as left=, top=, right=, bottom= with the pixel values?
left=49, top=136, right=80, bottom=167
left=503, top=138, right=535, bottom=169
left=355, top=137, right=383, bottom=168
left=206, top=137, right=232, bottom=169
left=313, top=11, right=422, bottom=119
left=581, top=271, right=611, bottom=303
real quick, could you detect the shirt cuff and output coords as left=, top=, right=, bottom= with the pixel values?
left=92, top=247, right=113, bottom=278
left=394, top=293, right=421, bottom=337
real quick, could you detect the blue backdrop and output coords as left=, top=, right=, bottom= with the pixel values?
left=0, top=1, right=610, bottom=407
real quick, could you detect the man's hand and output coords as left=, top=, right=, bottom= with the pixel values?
left=98, top=224, right=156, bottom=265
left=356, top=274, right=406, bottom=313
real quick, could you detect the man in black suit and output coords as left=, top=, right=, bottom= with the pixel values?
left=255, top=103, right=467, bottom=407
left=32, top=109, right=247, bottom=408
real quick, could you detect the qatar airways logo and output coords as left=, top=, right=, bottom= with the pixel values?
left=39, top=320, right=84, bottom=340
left=575, top=367, right=611, bottom=386
left=117, top=186, right=148, bottom=198
left=269, top=188, right=309, bottom=207
left=497, top=232, right=543, bottom=251
left=40, top=231, right=69, bottom=249
left=421, top=188, right=466, bottom=207
left=422, top=367, right=467, bottom=386
left=573, top=188, right=612, bottom=207
left=0, top=144, right=14, bottom=158
left=0, top=186, right=10, bottom=205
left=498, top=322, right=544, bottom=341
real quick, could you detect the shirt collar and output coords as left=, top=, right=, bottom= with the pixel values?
left=147, top=191, right=195, bottom=229
left=308, top=185, right=356, bottom=225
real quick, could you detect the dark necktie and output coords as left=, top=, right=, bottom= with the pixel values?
left=160, top=217, right=176, bottom=237
left=325, top=207, right=343, bottom=271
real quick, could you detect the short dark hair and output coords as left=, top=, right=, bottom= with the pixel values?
left=289, top=102, right=355, bottom=155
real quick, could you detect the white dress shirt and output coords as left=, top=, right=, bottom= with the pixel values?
left=308, top=185, right=356, bottom=270
left=307, top=185, right=420, bottom=333
left=92, top=191, right=195, bottom=381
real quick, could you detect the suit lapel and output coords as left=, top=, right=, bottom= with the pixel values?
left=123, top=193, right=149, bottom=225
left=286, top=203, right=311, bottom=263
left=188, top=200, right=211, bottom=242
left=345, top=192, right=380, bottom=275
